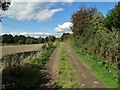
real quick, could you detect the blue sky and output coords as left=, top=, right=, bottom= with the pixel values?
left=1, top=2, right=118, bottom=37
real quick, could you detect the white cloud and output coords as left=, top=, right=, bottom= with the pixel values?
left=2, top=32, right=52, bottom=38
left=3, top=2, right=64, bottom=21
left=55, top=22, right=73, bottom=33
left=35, top=8, right=63, bottom=21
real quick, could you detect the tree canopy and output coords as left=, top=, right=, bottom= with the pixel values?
left=0, top=0, right=11, bottom=21
left=104, top=2, right=120, bottom=31
left=70, top=3, right=119, bottom=67
left=1, top=34, right=57, bottom=45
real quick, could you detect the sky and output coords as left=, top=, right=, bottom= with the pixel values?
left=1, top=1, right=119, bottom=38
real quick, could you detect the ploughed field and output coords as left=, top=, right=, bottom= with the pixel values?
left=0, top=44, right=42, bottom=57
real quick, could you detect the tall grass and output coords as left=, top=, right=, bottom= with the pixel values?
left=2, top=43, right=57, bottom=90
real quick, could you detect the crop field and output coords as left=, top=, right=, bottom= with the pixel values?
left=0, top=44, right=43, bottom=57
left=1, top=42, right=57, bottom=89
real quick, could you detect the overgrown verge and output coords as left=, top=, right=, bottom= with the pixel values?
left=54, top=43, right=80, bottom=88
left=69, top=41, right=118, bottom=88
left=2, top=43, right=57, bottom=90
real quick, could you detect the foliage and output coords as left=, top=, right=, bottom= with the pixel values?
left=14, top=35, right=26, bottom=44
left=2, top=34, right=14, bottom=43
left=104, top=2, right=120, bottom=31
left=0, top=0, right=11, bottom=21
left=61, top=33, right=71, bottom=41
left=71, top=5, right=97, bottom=36
left=70, top=42, right=118, bottom=88
left=69, top=3, right=120, bottom=88
left=0, top=0, right=11, bottom=11
left=1, top=34, right=57, bottom=45
left=70, top=3, right=119, bottom=67
left=45, top=35, right=56, bottom=43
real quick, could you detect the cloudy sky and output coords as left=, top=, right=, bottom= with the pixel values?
left=1, top=1, right=118, bottom=37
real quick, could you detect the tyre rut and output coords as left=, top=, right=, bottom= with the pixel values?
left=66, top=45, right=107, bottom=88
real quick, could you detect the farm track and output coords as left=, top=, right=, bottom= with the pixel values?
left=36, top=45, right=61, bottom=88
left=36, top=43, right=108, bottom=88
left=1, top=43, right=108, bottom=89
left=0, top=44, right=43, bottom=57
left=65, top=44, right=107, bottom=88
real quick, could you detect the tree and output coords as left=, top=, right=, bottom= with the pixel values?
left=14, top=35, right=19, bottom=43
left=104, top=2, right=120, bottom=31
left=18, top=40, right=24, bottom=44
left=71, top=5, right=97, bottom=36
left=90, top=12, right=104, bottom=34
left=25, top=36, right=31, bottom=44
left=48, top=35, right=56, bottom=42
left=70, top=3, right=120, bottom=68
left=18, top=35, right=26, bottom=44
left=25, top=36, right=39, bottom=44
left=45, top=36, right=48, bottom=42
left=2, top=34, right=14, bottom=43
left=14, top=35, right=26, bottom=44
left=38, top=37, right=45, bottom=43
left=0, top=0, right=11, bottom=22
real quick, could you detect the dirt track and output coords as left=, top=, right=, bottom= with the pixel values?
left=36, top=46, right=61, bottom=88
left=36, top=43, right=108, bottom=88
left=46, top=46, right=61, bottom=80
left=66, top=45, right=107, bottom=88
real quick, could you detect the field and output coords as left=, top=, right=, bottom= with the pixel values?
left=0, top=44, right=43, bottom=57
left=1, top=42, right=57, bottom=89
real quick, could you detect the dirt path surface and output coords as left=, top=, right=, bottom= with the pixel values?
left=36, top=46, right=61, bottom=89
left=46, top=46, right=61, bottom=80
left=66, top=45, right=107, bottom=88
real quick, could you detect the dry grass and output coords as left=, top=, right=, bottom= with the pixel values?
left=0, top=44, right=43, bottom=56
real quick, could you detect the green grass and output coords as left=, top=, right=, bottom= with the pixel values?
left=54, top=43, right=80, bottom=88
left=69, top=41, right=118, bottom=88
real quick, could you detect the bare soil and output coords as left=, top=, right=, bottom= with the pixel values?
left=35, top=46, right=61, bottom=89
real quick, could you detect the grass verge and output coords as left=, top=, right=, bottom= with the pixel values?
left=69, top=41, right=118, bottom=88
left=54, top=43, right=80, bottom=88
left=2, top=43, right=57, bottom=90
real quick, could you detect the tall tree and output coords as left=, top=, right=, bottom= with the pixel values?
left=2, top=34, right=14, bottom=43
left=71, top=5, right=97, bottom=36
left=104, top=2, right=120, bottom=31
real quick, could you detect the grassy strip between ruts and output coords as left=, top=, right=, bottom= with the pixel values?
left=2, top=43, right=57, bottom=90
left=54, top=43, right=80, bottom=88
left=69, top=41, right=118, bottom=88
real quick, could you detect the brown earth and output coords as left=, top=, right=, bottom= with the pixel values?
left=36, top=46, right=61, bottom=89
left=66, top=44, right=108, bottom=88
left=46, top=46, right=61, bottom=80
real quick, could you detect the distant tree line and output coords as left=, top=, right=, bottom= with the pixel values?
left=0, top=34, right=56, bottom=45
